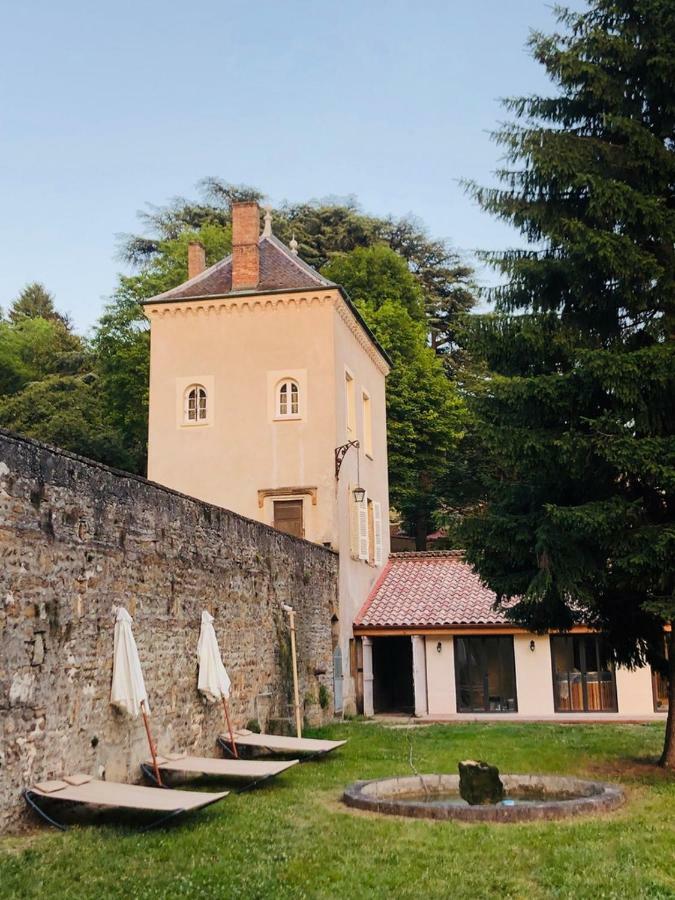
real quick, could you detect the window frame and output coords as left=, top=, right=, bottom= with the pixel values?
left=454, top=635, right=518, bottom=714
left=362, top=389, right=373, bottom=458
left=183, top=383, right=208, bottom=426
left=550, top=634, right=618, bottom=713
left=345, top=368, right=356, bottom=439
left=275, top=378, right=301, bottom=420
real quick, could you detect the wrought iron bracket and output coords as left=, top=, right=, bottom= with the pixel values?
left=335, top=440, right=360, bottom=479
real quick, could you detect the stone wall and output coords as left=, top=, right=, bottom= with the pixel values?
left=0, top=429, right=337, bottom=833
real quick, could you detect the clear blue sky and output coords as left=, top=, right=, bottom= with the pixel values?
left=1, top=0, right=577, bottom=332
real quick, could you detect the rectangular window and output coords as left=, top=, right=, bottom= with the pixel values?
left=273, top=500, right=303, bottom=538
left=454, top=636, right=518, bottom=713
left=551, top=635, right=617, bottom=712
left=345, top=371, right=356, bottom=438
left=362, top=391, right=373, bottom=457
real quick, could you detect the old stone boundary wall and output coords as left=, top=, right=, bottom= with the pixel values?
left=0, top=429, right=337, bottom=834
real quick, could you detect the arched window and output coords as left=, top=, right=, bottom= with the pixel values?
left=185, top=384, right=207, bottom=423
left=277, top=379, right=300, bottom=418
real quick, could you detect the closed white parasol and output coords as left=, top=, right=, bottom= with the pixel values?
left=111, top=607, right=149, bottom=716
left=110, top=607, right=162, bottom=785
left=197, top=610, right=237, bottom=757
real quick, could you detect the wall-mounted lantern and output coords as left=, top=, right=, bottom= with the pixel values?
left=529, top=640, right=536, bottom=652
left=436, top=641, right=442, bottom=654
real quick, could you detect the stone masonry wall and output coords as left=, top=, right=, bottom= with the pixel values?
left=0, top=429, right=337, bottom=833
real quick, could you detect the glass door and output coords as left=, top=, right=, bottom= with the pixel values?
left=551, top=635, right=617, bottom=712
left=454, top=636, right=518, bottom=713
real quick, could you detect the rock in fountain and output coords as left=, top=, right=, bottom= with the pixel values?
left=458, top=760, right=504, bottom=805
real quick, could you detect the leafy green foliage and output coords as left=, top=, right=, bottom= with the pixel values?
left=326, top=246, right=467, bottom=545
left=323, top=243, right=425, bottom=320
left=461, top=0, right=675, bottom=762
left=0, top=374, right=133, bottom=469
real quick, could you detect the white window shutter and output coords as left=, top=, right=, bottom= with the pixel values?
left=373, top=501, right=383, bottom=565
left=358, top=493, right=369, bottom=561
left=350, top=487, right=359, bottom=558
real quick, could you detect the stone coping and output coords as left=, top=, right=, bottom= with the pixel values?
left=343, top=774, right=625, bottom=823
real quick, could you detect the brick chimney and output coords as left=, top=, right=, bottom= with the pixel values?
left=231, top=201, right=260, bottom=290
left=188, top=241, right=206, bottom=280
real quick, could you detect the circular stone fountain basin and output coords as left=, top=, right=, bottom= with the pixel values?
left=343, top=774, right=624, bottom=823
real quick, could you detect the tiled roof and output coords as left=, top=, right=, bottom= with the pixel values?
left=144, top=235, right=334, bottom=304
left=355, top=551, right=508, bottom=629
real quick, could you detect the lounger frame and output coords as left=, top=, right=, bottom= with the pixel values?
left=140, top=756, right=297, bottom=794
left=218, top=732, right=346, bottom=763
left=23, top=782, right=226, bottom=832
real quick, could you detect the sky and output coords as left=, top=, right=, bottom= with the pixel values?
left=0, top=0, right=577, bottom=333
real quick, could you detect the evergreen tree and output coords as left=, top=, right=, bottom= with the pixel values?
left=9, top=282, right=71, bottom=330
left=462, top=1, right=675, bottom=764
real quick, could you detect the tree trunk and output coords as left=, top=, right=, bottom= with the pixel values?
left=414, top=513, right=427, bottom=551
left=658, top=627, right=675, bottom=768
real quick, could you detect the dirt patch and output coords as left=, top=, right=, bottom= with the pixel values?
left=585, top=756, right=675, bottom=783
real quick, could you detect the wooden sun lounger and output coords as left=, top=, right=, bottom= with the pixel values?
left=141, top=753, right=299, bottom=792
left=218, top=729, right=347, bottom=760
left=24, top=773, right=228, bottom=831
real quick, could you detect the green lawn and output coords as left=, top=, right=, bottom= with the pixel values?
left=1, top=722, right=673, bottom=899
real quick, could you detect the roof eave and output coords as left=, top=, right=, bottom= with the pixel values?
left=143, top=283, right=393, bottom=371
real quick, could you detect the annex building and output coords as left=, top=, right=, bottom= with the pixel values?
left=355, top=552, right=668, bottom=719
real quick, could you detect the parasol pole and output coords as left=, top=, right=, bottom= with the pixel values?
left=221, top=696, right=238, bottom=758
left=283, top=605, right=302, bottom=738
left=140, top=699, right=163, bottom=787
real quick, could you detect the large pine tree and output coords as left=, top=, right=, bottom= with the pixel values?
left=462, top=1, right=675, bottom=764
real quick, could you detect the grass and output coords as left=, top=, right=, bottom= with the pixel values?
left=1, top=721, right=674, bottom=899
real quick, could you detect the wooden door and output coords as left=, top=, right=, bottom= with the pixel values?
left=273, top=500, right=303, bottom=538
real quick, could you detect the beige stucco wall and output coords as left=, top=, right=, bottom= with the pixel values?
left=615, top=663, right=655, bottom=714
left=332, top=304, right=391, bottom=711
left=146, top=293, right=337, bottom=536
left=513, top=634, right=555, bottom=715
left=145, top=288, right=390, bottom=713
left=425, top=636, right=456, bottom=716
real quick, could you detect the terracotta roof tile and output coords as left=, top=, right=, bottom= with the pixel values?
left=145, top=235, right=333, bottom=304
left=355, top=551, right=507, bottom=629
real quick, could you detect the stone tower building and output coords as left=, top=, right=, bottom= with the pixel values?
left=143, top=201, right=391, bottom=714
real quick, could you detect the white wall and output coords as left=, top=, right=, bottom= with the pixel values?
left=425, top=636, right=456, bottom=716
left=513, top=634, right=555, bottom=715
left=615, top=664, right=655, bottom=714
left=412, top=635, right=428, bottom=716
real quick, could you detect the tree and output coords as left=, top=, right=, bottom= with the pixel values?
left=461, top=1, right=675, bottom=764
left=0, top=374, right=133, bottom=469
left=0, top=316, right=84, bottom=396
left=322, top=243, right=426, bottom=321
left=325, top=246, right=466, bottom=547
left=381, top=217, right=476, bottom=365
left=118, top=179, right=475, bottom=360
left=90, top=291, right=151, bottom=474
left=9, top=282, right=71, bottom=330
